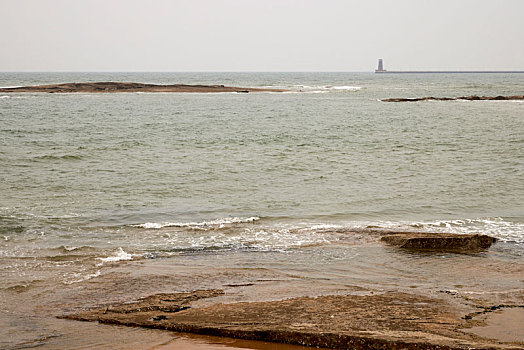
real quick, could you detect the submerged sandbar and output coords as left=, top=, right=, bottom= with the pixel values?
left=0, top=82, right=288, bottom=93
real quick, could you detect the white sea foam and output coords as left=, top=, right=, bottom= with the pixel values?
left=417, top=218, right=524, bottom=244
left=134, top=216, right=260, bottom=229
left=97, top=247, right=133, bottom=264
left=139, top=222, right=164, bottom=229
left=284, top=217, right=524, bottom=246
left=291, top=85, right=362, bottom=93
left=345, top=217, right=524, bottom=245
left=162, top=226, right=333, bottom=252
left=331, top=86, right=362, bottom=91
left=63, top=270, right=101, bottom=285
left=263, top=85, right=362, bottom=93
left=300, top=90, right=330, bottom=94
left=1, top=95, right=11, bottom=99
left=308, top=223, right=344, bottom=230
left=63, top=246, right=79, bottom=251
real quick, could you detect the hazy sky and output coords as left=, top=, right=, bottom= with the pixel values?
left=1, top=0, right=523, bottom=72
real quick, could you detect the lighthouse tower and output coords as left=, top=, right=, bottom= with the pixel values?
left=375, top=59, right=385, bottom=73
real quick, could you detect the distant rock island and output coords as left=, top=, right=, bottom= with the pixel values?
left=382, top=95, right=524, bottom=102
left=0, top=82, right=288, bottom=93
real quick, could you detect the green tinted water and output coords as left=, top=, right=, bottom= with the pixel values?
left=1, top=72, right=523, bottom=349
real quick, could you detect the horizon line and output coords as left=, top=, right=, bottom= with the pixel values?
left=1, top=70, right=375, bottom=73
left=375, top=70, right=524, bottom=74
left=2, top=70, right=523, bottom=74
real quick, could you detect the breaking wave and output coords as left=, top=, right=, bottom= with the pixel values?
left=157, top=227, right=334, bottom=253
left=410, top=217, right=524, bottom=245
left=342, top=217, right=524, bottom=245
left=63, top=270, right=101, bottom=285
left=134, top=216, right=260, bottom=229
left=291, top=85, right=362, bottom=93
left=97, top=247, right=133, bottom=264
left=124, top=216, right=524, bottom=254
left=264, top=85, right=362, bottom=93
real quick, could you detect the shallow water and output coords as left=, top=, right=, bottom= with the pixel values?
left=1, top=72, right=523, bottom=348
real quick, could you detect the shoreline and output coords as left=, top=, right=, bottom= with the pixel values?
left=0, top=81, right=289, bottom=93
left=2, top=71, right=523, bottom=349
left=59, top=232, right=524, bottom=349
left=2, top=227, right=522, bottom=349
left=64, top=291, right=524, bottom=349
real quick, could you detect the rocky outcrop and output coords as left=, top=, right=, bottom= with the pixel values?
left=381, top=232, right=497, bottom=251
left=0, top=82, right=288, bottom=93
left=62, top=290, right=520, bottom=349
left=99, top=289, right=224, bottom=314
left=382, top=95, right=524, bottom=102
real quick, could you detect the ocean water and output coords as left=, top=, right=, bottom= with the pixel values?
left=1, top=72, right=523, bottom=349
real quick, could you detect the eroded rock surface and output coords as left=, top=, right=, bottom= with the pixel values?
left=101, top=289, right=224, bottom=314
left=62, top=290, right=522, bottom=349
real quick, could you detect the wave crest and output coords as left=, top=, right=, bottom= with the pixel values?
left=134, top=216, right=260, bottom=229
left=293, top=85, right=362, bottom=93
left=97, top=247, right=133, bottom=263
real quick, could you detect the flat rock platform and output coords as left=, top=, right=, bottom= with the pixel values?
left=63, top=288, right=523, bottom=349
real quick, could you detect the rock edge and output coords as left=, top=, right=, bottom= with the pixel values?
left=380, top=232, right=497, bottom=251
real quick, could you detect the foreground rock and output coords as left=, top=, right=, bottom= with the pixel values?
left=307, top=227, right=498, bottom=252
left=62, top=290, right=521, bottom=349
left=382, top=95, right=524, bottom=102
left=380, top=232, right=497, bottom=251
left=0, top=82, right=288, bottom=93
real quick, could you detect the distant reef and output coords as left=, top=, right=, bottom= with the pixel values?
left=382, top=95, right=524, bottom=102
left=0, top=82, right=288, bottom=93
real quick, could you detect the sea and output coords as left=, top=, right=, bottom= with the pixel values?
left=1, top=72, right=523, bottom=349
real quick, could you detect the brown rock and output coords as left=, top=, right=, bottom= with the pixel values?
left=103, top=289, right=223, bottom=314
left=61, top=290, right=519, bottom=349
left=381, top=232, right=497, bottom=251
